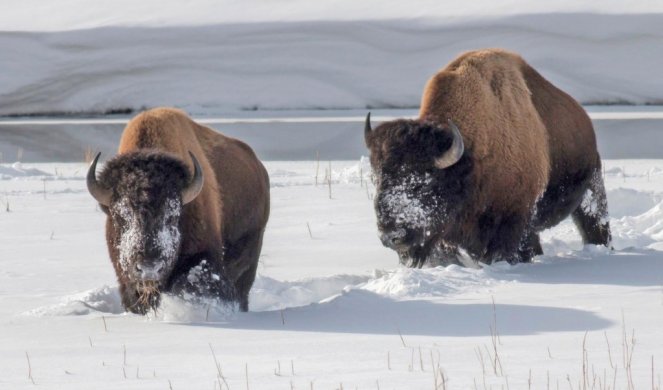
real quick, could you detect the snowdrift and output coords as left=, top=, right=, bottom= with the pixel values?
left=2, top=13, right=663, bottom=116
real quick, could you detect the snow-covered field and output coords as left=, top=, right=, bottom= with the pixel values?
left=2, top=1, right=663, bottom=388
left=1, top=158, right=662, bottom=389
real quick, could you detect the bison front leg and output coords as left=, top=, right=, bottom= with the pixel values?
left=572, top=169, right=611, bottom=247
left=168, top=255, right=239, bottom=308
left=517, top=230, right=543, bottom=263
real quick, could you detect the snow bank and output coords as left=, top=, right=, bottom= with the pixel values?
left=250, top=274, right=371, bottom=311
left=25, top=285, right=124, bottom=316
left=359, top=265, right=496, bottom=298
left=4, top=1, right=663, bottom=32
left=1, top=12, right=663, bottom=115
left=0, top=162, right=52, bottom=179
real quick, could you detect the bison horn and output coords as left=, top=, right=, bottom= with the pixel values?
left=181, top=151, right=204, bottom=205
left=364, top=112, right=372, bottom=146
left=434, top=119, right=465, bottom=169
left=86, top=152, right=112, bottom=207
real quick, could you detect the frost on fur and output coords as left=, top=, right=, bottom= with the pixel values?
left=379, top=171, right=443, bottom=232
left=112, top=197, right=182, bottom=276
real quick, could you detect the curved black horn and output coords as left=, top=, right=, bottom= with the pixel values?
left=434, top=119, right=465, bottom=169
left=181, top=151, right=204, bottom=205
left=364, top=112, right=372, bottom=146
left=86, top=152, right=111, bottom=206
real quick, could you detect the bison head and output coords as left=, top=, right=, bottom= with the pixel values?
left=87, top=150, right=203, bottom=313
left=364, top=113, right=472, bottom=267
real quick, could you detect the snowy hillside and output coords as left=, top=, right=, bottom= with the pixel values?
left=1, top=159, right=662, bottom=389
left=1, top=2, right=663, bottom=115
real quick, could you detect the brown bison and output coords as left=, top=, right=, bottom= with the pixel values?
left=87, top=108, right=270, bottom=313
left=365, top=49, right=611, bottom=267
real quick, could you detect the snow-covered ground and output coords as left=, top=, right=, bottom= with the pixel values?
left=2, top=1, right=663, bottom=115
left=2, top=1, right=663, bottom=388
left=1, top=158, right=662, bottom=389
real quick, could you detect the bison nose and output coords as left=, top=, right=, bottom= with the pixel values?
left=135, top=261, right=165, bottom=280
left=380, top=229, right=407, bottom=249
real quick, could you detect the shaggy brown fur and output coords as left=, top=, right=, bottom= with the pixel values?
left=366, top=49, right=610, bottom=266
left=100, top=107, right=269, bottom=312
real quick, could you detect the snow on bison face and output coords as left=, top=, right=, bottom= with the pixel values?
left=87, top=151, right=203, bottom=313
left=364, top=114, right=472, bottom=267
left=111, top=196, right=182, bottom=283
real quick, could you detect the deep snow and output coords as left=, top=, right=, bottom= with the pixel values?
left=1, top=159, right=662, bottom=389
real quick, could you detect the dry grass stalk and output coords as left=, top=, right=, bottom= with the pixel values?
left=397, top=328, right=407, bottom=347
left=209, top=343, right=230, bottom=389
left=26, top=352, right=35, bottom=384
left=475, top=347, right=486, bottom=377
left=327, top=162, right=333, bottom=199
left=529, top=369, right=533, bottom=390
left=315, top=151, right=320, bottom=186
left=419, top=346, right=424, bottom=371
left=621, top=313, right=636, bottom=390
left=245, top=363, right=249, bottom=390
left=582, top=332, right=589, bottom=390
left=604, top=332, right=614, bottom=369
left=135, top=280, right=160, bottom=311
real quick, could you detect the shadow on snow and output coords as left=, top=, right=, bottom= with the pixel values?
left=192, top=289, right=612, bottom=337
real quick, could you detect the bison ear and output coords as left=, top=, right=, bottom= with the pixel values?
left=434, top=119, right=464, bottom=169
left=86, top=152, right=112, bottom=207
left=364, top=112, right=372, bottom=147
left=182, top=151, right=204, bottom=205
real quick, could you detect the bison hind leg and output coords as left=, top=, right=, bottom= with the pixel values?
left=225, top=229, right=265, bottom=312
left=572, top=169, right=611, bottom=247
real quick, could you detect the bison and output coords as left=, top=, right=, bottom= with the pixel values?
left=87, top=108, right=270, bottom=313
left=364, top=49, right=611, bottom=267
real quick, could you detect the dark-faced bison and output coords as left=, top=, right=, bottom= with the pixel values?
left=365, top=49, right=611, bottom=267
left=87, top=108, right=270, bottom=313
